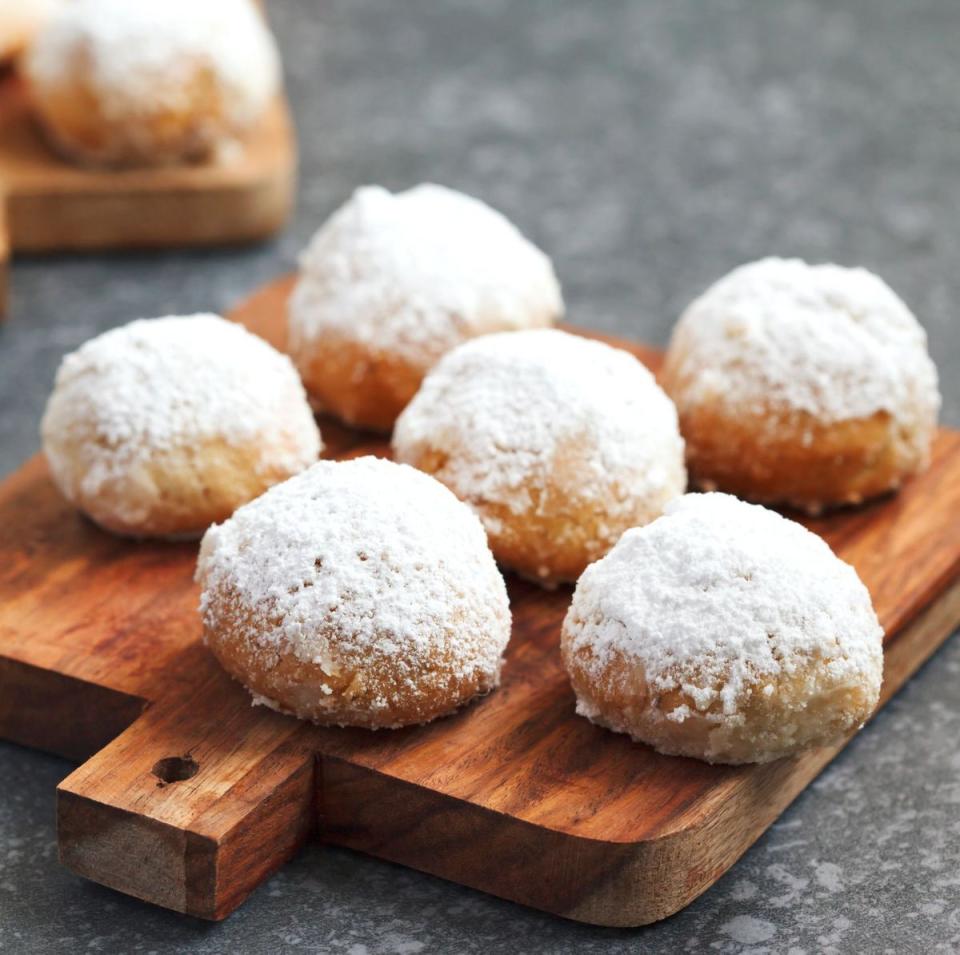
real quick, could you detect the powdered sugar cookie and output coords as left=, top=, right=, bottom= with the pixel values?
left=561, top=493, right=884, bottom=764
left=661, top=258, right=941, bottom=513
left=393, top=328, right=686, bottom=587
left=41, top=314, right=321, bottom=538
left=288, top=184, right=563, bottom=431
left=25, top=0, right=280, bottom=166
left=196, top=457, right=511, bottom=728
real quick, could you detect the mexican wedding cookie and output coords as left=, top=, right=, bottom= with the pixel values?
left=562, top=493, right=884, bottom=764
left=41, top=314, right=321, bottom=539
left=196, top=457, right=511, bottom=728
left=661, top=258, right=941, bottom=513
left=25, top=0, right=280, bottom=166
left=393, top=329, right=686, bottom=586
left=288, top=184, right=563, bottom=431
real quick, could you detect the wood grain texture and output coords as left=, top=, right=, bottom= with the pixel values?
left=0, top=275, right=958, bottom=925
left=0, top=70, right=296, bottom=315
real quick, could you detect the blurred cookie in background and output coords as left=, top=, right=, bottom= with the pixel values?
left=23, top=0, right=281, bottom=166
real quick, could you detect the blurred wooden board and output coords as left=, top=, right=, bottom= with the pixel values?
left=0, top=72, right=296, bottom=316
left=0, top=275, right=958, bottom=926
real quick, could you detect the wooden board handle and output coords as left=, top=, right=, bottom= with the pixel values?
left=56, top=647, right=317, bottom=919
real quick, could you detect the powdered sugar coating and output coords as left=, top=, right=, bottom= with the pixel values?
left=41, top=314, right=321, bottom=522
left=0, top=0, right=60, bottom=58
left=667, top=257, right=941, bottom=426
left=288, top=184, right=563, bottom=366
left=196, top=457, right=511, bottom=725
left=27, top=0, right=279, bottom=132
left=393, top=328, right=686, bottom=532
left=562, top=492, right=883, bottom=747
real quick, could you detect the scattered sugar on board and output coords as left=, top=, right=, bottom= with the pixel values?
left=289, top=184, right=563, bottom=363
left=670, top=257, right=941, bottom=424
left=43, top=313, right=320, bottom=490
left=393, top=328, right=686, bottom=522
left=28, top=0, right=279, bottom=127
left=564, top=492, right=884, bottom=716
left=196, top=457, right=511, bottom=683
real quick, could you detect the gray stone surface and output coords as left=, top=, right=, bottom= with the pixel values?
left=0, top=0, right=958, bottom=952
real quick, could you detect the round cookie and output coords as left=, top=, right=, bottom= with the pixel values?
left=561, top=492, right=884, bottom=764
left=25, top=0, right=280, bottom=166
left=41, top=313, right=321, bottom=538
left=661, top=257, right=941, bottom=514
left=288, top=183, right=563, bottom=431
left=196, top=457, right=511, bottom=728
left=392, top=328, right=686, bottom=587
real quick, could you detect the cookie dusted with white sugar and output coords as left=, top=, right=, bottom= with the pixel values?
left=288, top=184, right=563, bottom=431
left=196, top=457, right=512, bottom=729
left=41, top=314, right=321, bottom=539
left=25, top=0, right=280, bottom=166
left=661, top=257, right=941, bottom=513
left=561, top=493, right=884, bottom=765
left=393, top=329, right=686, bottom=587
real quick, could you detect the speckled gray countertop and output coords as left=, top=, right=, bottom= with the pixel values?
left=1, top=1, right=958, bottom=952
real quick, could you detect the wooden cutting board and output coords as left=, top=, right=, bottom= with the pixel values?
left=0, top=70, right=296, bottom=316
left=1, top=275, right=959, bottom=927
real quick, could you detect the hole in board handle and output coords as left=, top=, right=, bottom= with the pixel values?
left=152, top=755, right=200, bottom=786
